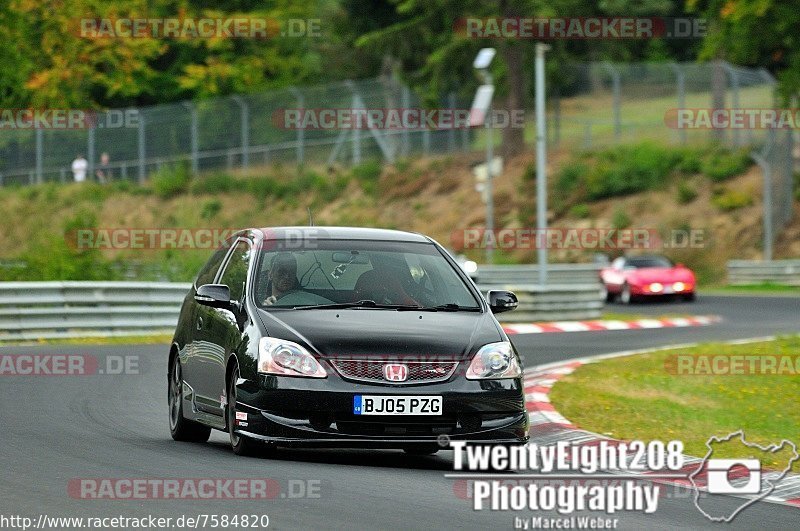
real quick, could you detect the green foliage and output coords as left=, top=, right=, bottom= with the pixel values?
left=200, top=199, right=223, bottom=220
left=152, top=164, right=191, bottom=199
left=677, top=181, right=698, bottom=204
left=702, top=148, right=752, bottom=182
left=611, top=208, right=632, bottom=229
left=350, top=160, right=382, bottom=196
left=711, top=188, right=753, bottom=211
left=192, top=173, right=236, bottom=195
left=10, top=210, right=117, bottom=281
left=555, top=162, right=587, bottom=195
left=569, top=203, right=591, bottom=219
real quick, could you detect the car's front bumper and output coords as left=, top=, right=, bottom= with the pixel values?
left=232, top=374, right=529, bottom=448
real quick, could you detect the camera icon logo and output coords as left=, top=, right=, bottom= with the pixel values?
left=706, top=458, right=761, bottom=494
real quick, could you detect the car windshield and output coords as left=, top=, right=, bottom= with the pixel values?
left=626, top=256, right=673, bottom=269
left=254, top=239, right=481, bottom=310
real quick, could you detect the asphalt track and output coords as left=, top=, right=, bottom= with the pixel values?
left=1, top=294, right=798, bottom=530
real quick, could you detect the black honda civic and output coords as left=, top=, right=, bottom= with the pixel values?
left=168, top=227, right=528, bottom=456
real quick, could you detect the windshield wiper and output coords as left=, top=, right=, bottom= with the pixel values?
left=291, top=300, right=423, bottom=311
left=429, top=303, right=481, bottom=312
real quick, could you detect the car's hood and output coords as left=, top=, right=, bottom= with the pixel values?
left=256, top=308, right=503, bottom=361
left=627, top=267, right=695, bottom=284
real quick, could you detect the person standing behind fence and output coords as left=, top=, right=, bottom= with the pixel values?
left=95, top=152, right=110, bottom=184
left=71, top=154, right=88, bottom=183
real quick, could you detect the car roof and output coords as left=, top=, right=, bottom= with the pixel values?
left=245, top=226, right=432, bottom=244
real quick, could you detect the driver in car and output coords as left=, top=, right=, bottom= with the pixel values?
left=263, top=253, right=300, bottom=305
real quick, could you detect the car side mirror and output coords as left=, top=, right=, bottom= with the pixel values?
left=195, top=284, right=231, bottom=309
left=487, top=290, right=518, bottom=314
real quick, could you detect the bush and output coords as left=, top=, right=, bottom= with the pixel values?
left=151, top=164, right=191, bottom=199
left=200, top=199, right=222, bottom=220
left=676, top=148, right=703, bottom=175
left=702, top=148, right=751, bottom=182
left=676, top=181, right=698, bottom=204
left=555, top=162, right=587, bottom=195
left=611, top=207, right=632, bottom=229
left=711, top=188, right=753, bottom=211
left=586, top=143, right=681, bottom=200
left=246, top=175, right=279, bottom=198
left=191, top=173, right=236, bottom=194
left=350, top=160, right=382, bottom=195
left=569, top=203, right=591, bottom=218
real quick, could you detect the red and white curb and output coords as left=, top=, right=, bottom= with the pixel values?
left=524, top=337, right=800, bottom=509
left=504, top=315, right=721, bottom=335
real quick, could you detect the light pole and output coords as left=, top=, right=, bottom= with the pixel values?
left=473, top=48, right=497, bottom=264
left=535, top=43, right=550, bottom=285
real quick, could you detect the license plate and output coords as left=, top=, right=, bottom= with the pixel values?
left=353, top=395, right=443, bottom=415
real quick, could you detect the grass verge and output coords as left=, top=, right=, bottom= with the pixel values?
left=549, top=336, right=800, bottom=469
left=0, top=334, right=172, bottom=346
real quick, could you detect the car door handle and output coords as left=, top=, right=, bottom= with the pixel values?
left=197, top=317, right=203, bottom=330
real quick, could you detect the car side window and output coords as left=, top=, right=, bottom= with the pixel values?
left=218, top=241, right=252, bottom=304
left=195, top=242, right=232, bottom=288
left=612, top=257, right=625, bottom=270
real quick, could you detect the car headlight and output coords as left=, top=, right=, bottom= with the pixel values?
left=258, top=337, right=327, bottom=378
left=649, top=282, right=663, bottom=293
left=466, top=341, right=521, bottom=379
left=673, top=281, right=686, bottom=291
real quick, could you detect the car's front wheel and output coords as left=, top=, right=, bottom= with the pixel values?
left=620, top=283, right=634, bottom=304
left=227, top=364, right=263, bottom=456
left=169, top=357, right=211, bottom=442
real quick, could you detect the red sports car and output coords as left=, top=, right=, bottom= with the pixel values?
left=600, top=255, right=696, bottom=303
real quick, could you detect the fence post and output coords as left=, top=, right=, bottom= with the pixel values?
left=351, top=89, right=361, bottom=166
left=751, top=144, right=773, bottom=261
left=232, top=96, right=249, bottom=169
left=35, top=128, right=43, bottom=184
left=137, top=115, right=146, bottom=184
left=670, top=63, right=686, bottom=145
left=289, top=87, right=305, bottom=167
left=87, top=127, right=95, bottom=183
left=184, top=102, right=199, bottom=175
left=601, top=62, right=621, bottom=142
left=448, top=92, right=456, bottom=152
left=723, top=63, right=741, bottom=147
left=401, top=86, right=411, bottom=158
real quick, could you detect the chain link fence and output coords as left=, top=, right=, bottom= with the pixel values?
left=550, top=60, right=795, bottom=243
left=0, top=78, right=472, bottom=187
left=0, top=61, right=794, bottom=245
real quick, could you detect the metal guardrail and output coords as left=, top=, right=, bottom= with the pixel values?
left=475, top=264, right=602, bottom=286
left=0, top=282, right=190, bottom=341
left=477, top=283, right=604, bottom=322
left=0, top=269, right=604, bottom=340
left=727, top=260, right=800, bottom=286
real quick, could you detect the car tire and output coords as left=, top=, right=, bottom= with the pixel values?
left=602, top=284, right=615, bottom=303
left=227, top=364, right=262, bottom=457
left=169, top=357, right=211, bottom=442
left=620, top=284, right=634, bottom=304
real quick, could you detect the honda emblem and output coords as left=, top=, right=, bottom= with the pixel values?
left=383, top=364, right=408, bottom=382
